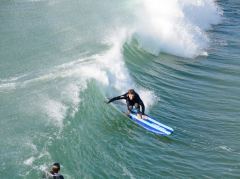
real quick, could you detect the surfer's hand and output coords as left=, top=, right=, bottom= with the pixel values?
left=104, top=99, right=110, bottom=104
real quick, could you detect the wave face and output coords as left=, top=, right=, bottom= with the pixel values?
left=1, top=0, right=240, bottom=178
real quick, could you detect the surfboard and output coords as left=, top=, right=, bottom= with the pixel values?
left=128, top=110, right=174, bottom=136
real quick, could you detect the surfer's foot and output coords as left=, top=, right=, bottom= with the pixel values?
left=136, top=113, right=147, bottom=119
left=137, top=113, right=142, bottom=119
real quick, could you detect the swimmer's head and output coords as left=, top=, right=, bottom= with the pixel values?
left=52, top=163, right=60, bottom=173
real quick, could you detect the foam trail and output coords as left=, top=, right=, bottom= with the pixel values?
left=133, top=0, right=222, bottom=58
left=0, top=82, right=16, bottom=91
left=0, top=74, right=26, bottom=82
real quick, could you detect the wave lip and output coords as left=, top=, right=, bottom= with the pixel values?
left=133, top=0, right=222, bottom=58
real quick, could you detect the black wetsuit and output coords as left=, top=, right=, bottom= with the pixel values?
left=42, top=171, right=64, bottom=179
left=108, top=92, right=145, bottom=114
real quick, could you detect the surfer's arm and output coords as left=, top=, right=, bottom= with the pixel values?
left=135, top=94, right=145, bottom=115
left=139, top=100, right=145, bottom=115
left=107, top=93, right=127, bottom=103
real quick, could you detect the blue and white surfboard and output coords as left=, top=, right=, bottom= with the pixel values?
left=129, top=110, right=174, bottom=136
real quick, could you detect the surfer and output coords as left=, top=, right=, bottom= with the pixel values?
left=107, top=89, right=145, bottom=119
left=42, top=162, right=64, bottom=179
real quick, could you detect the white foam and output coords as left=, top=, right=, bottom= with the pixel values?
left=39, top=164, right=48, bottom=172
left=219, top=146, right=233, bottom=152
left=24, top=157, right=35, bottom=166
left=98, top=28, right=133, bottom=92
left=42, top=97, right=67, bottom=128
left=25, top=141, right=38, bottom=153
left=0, top=74, right=26, bottom=82
left=60, top=83, right=83, bottom=117
left=79, top=65, right=109, bottom=86
left=139, top=89, right=158, bottom=112
left=122, top=165, right=135, bottom=179
left=0, top=82, right=16, bottom=91
left=0, top=74, right=25, bottom=91
left=133, top=0, right=222, bottom=58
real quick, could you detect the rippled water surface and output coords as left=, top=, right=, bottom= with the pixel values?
left=0, top=0, right=239, bottom=178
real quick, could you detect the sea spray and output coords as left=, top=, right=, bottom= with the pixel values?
left=132, top=0, right=222, bottom=58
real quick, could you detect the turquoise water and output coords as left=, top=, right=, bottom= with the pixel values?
left=0, top=0, right=239, bottom=178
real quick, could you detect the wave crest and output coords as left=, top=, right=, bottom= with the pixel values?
left=133, top=0, right=222, bottom=58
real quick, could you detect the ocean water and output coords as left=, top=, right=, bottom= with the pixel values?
left=0, top=0, right=239, bottom=178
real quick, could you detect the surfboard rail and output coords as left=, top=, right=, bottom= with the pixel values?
left=129, top=111, right=174, bottom=136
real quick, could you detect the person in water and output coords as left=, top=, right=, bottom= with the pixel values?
left=42, top=162, right=64, bottom=179
left=107, top=89, right=145, bottom=118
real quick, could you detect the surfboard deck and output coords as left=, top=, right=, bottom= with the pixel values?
left=128, top=110, right=174, bottom=136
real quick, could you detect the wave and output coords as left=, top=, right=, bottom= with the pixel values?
left=1, top=0, right=222, bottom=129
left=0, top=0, right=220, bottom=133
left=131, top=0, right=222, bottom=58
left=0, top=0, right=222, bottom=131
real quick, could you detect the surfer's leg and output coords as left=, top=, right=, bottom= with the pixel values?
left=134, top=103, right=140, bottom=113
left=126, top=101, right=133, bottom=115
left=134, top=103, right=142, bottom=119
left=127, top=106, right=133, bottom=115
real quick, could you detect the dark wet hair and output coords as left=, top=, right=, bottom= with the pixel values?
left=128, top=89, right=135, bottom=94
left=52, top=163, right=60, bottom=170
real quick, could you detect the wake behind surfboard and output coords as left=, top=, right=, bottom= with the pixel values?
left=128, top=109, right=174, bottom=136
